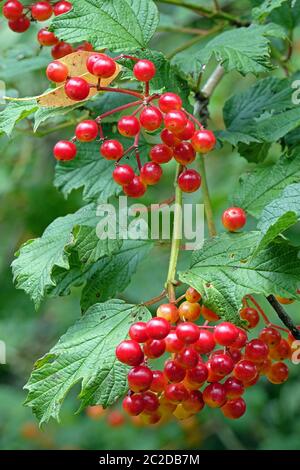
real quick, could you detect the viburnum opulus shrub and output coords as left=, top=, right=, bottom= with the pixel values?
left=2, top=0, right=300, bottom=425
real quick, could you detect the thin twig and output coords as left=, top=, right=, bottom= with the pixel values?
left=267, top=295, right=300, bottom=339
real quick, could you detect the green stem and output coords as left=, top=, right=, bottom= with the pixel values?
left=166, top=164, right=183, bottom=302
left=198, top=154, right=217, bottom=237
left=167, top=35, right=203, bottom=59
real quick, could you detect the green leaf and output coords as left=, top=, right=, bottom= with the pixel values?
left=179, top=232, right=300, bottom=325
left=81, top=239, right=153, bottom=311
left=231, top=149, right=300, bottom=217
left=74, top=225, right=122, bottom=265
left=0, top=54, right=50, bottom=81
left=50, top=0, right=159, bottom=51
left=24, top=300, right=152, bottom=424
left=256, top=183, right=300, bottom=250
left=0, top=100, right=37, bottom=137
left=34, top=103, right=84, bottom=132
left=12, top=204, right=99, bottom=308
left=252, top=0, right=288, bottom=22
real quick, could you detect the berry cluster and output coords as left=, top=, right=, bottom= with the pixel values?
left=115, top=287, right=295, bottom=425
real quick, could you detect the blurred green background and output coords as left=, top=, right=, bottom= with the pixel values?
left=1, top=0, right=300, bottom=450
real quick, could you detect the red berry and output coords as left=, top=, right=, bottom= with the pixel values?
left=157, top=303, right=179, bottom=323
left=165, top=331, right=184, bottom=353
left=128, top=365, right=153, bottom=392
left=100, top=140, right=124, bottom=160
left=140, top=162, right=162, bottom=185
left=76, top=42, right=94, bottom=52
left=3, top=0, right=23, bottom=20
left=178, top=301, right=201, bottom=322
left=214, top=322, right=239, bottom=346
left=118, top=116, right=140, bottom=137
left=267, top=362, right=289, bottom=384
left=176, top=322, right=199, bottom=345
left=221, top=397, right=246, bottom=419
left=31, top=2, right=53, bottom=21
left=259, top=327, right=281, bottom=347
left=229, top=328, right=248, bottom=349
left=123, top=176, right=147, bottom=198
left=201, top=305, right=220, bottom=322
left=240, top=307, right=259, bottom=328
left=194, top=330, right=216, bottom=355
left=186, top=363, right=208, bottom=388
left=37, top=28, right=59, bottom=46
left=206, top=361, right=223, bottom=383
left=164, top=383, right=189, bottom=403
left=164, top=110, right=187, bottom=133
left=176, top=347, right=199, bottom=369
left=174, top=120, right=195, bottom=140
left=51, top=41, right=73, bottom=59
left=228, top=348, right=242, bottom=364
left=233, top=360, right=258, bottom=383
left=8, top=15, right=30, bottom=32
left=143, top=339, right=166, bottom=358
left=150, top=370, right=167, bottom=393
left=65, top=77, right=90, bottom=101
left=222, top=207, right=246, bottom=232
left=245, top=339, right=269, bottom=363
left=129, top=322, right=148, bottom=343
left=150, top=144, right=173, bottom=164
left=173, top=142, right=196, bottom=165
left=182, top=390, right=204, bottom=413
left=142, top=391, right=159, bottom=413
left=210, top=353, right=234, bottom=377
left=46, top=60, right=69, bottom=83
left=123, top=394, right=144, bottom=416
left=203, top=383, right=227, bottom=408
left=178, top=169, right=201, bottom=193
left=160, top=128, right=180, bottom=147
left=164, top=359, right=186, bottom=382
left=191, top=129, right=216, bottom=153
left=116, top=339, right=144, bottom=366
left=133, top=59, right=156, bottom=82
left=53, top=0, right=72, bottom=16
left=86, top=53, right=103, bottom=74
left=146, top=317, right=170, bottom=340
left=185, top=287, right=201, bottom=303
left=53, top=140, right=77, bottom=161
left=75, top=120, right=98, bottom=142
left=159, top=93, right=182, bottom=113
left=113, top=165, right=135, bottom=186
left=92, top=55, right=116, bottom=78
left=224, top=377, right=244, bottom=399
left=269, top=338, right=291, bottom=361
left=139, top=106, right=163, bottom=131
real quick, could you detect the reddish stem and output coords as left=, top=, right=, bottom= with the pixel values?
left=145, top=82, right=150, bottom=97
left=95, top=100, right=142, bottom=122
left=98, top=86, right=143, bottom=99
left=184, top=110, right=203, bottom=129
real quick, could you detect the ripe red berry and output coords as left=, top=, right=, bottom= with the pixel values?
left=182, top=391, right=204, bottom=414
left=203, top=383, right=227, bottom=408
left=76, top=41, right=94, bottom=52
left=240, top=307, right=259, bottom=328
left=3, top=0, right=23, bottom=20
left=123, top=394, right=144, bottom=416
left=210, top=353, right=234, bottom=377
left=116, top=339, right=144, bottom=366
left=53, top=0, right=72, bottom=16
left=165, top=331, right=184, bottom=353
left=206, top=361, right=223, bottom=383
left=221, top=397, right=246, bottom=419
left=53, top=140, right=77, bottom=161
left=139, top=106, right=163, bottom=131
left=100, top=140, right=124, bottom=160
left=224, top=377, right=244, bottom=399
left=173, top=142, right=196, bottom=165
left=159, top=93, right=182, bottom=113
left=128, top=365, right=153, bottom=392
left=65, top=77, right=90, bottom=101
left=143, top=339, right=166, bottom=359
left=8, top=15, right=30, bottom=32
left=75, top=120, right=98, bottom=142
left=201, top=305, right=220, bottom=322
left=92, top=55, right=116, bottom=78
left=194, top=330, right=216, bottom=355
left=160, top=128, right=180, bottom=147
left=176, top=347, right=199, bottom=369
left=133, top=59, right=156, bottom=82
left=31, top=1, right=53, bottom=21
left=185, top=287, right=201, bottom=303
left=191, top=129, right=216, bottom=153
left=140, top=162, right=162, bottom=185
left=174, top=120, right=195, bottom=140
left=245, top=339, right=269, bottom=363
left=51, top=41, right=73, bottom=59
left=129, top=322, right=149, bottom=343
left=86, top=53, right=103, bottom=74
left=150, top=370, right=167, bottom=393
left=269, top=338, right=291, bottom=361
left=157, top=303, right=179, bottom=323
left=37, top=28, right=59, bottom=46
left=178, top=301, right=201, bottom=322
left=259, top=326, right=281, bottom=347
left=164, top=383, right=189, bottom=403
left=176, top=322, right=199, bottom=344
left=150, top=144, right=173, bottom=164
left=214, top=322, right=239, bottom=346
left=113, top=165, right=135, bottom=186
left=228, top=348, right=242, bottom=364
left=229, top=328, right=248, bottom=349
left=185, top=363, right=208, bottom=388
left=46, top=60, right=69, bottom=83
left=222, top=207, right=246, bottom=232
left=267, top=362, right=289, bottom=384
left=233, top=360, right=258, bottom=384
left=123, top=176, right=147, bottom=198
left=142, top=391, right=159, bottom=413
left=146, top=317, right=170, bottom=340
left=178, top=169, right=201, bottom=193
left=164, top=110, right=187, bottom=133
left=164, top=359, right=186, bottom=382
left=118, top=116, right=140, bottom=137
